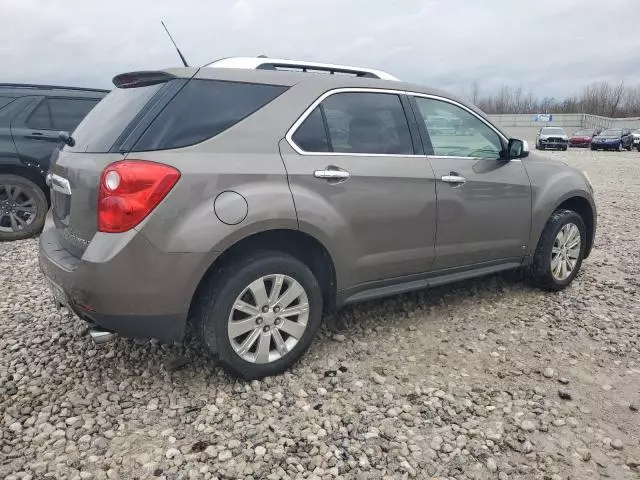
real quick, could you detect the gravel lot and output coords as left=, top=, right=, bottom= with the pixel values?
left=1, top=146, right=639, bottom=480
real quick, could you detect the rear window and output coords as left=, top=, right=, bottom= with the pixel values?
left=132, top=79, right=288, bottom=151
left=69, top=83, right=164, bottom=153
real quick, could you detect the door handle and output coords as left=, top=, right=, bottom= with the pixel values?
left=441, top=174, right=466, bottom=185
left=314, top=168, right=350, bottom=180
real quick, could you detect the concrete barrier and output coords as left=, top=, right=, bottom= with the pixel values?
left=487, top=113, right=640, bottom=130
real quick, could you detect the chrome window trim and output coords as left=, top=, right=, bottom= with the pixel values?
left=286, top=87, right=509, bottom=158
left=285, top=88, right=423, bottom=158
left=429, top=155, right=521, bottom=162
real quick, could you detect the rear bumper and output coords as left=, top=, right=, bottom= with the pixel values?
left=38, top=214, right=207, bottom=342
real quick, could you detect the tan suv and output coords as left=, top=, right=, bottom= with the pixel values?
left=39, top=58, right=596, bottom=379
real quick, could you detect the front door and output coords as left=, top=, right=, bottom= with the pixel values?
left=410, top=95, right=532, bottom=271
left=280, top=89, right=437, bottom=290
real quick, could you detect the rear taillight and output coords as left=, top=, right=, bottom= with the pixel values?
left=98, top=160, right=180, bottom=233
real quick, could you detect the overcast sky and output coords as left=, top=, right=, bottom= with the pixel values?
left=1, top=0, right=639, bottom=99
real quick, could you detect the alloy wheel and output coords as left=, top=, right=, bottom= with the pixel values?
left=227, top=274, right=309, bottom=364
left=551, top=223, right=581, bottom=281
left=0, top=184, right=38, bottom=233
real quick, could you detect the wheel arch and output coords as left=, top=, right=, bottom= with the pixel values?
left=532, top=194, right=595, bottom=259
left=555, top=196, right=595, bottom=257
left=188, top=228, right=338, bottom=320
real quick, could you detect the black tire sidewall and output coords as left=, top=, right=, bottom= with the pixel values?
left=198, top=251, right=323, bottom=379
left=532, top=210, right=587, bottom=290
left=0, top=174, right=48, bottom=241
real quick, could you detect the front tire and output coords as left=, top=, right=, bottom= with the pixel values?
left=195, top=251, right=323, bottom=379
left=529, top=209, right=586, bottom=291
left=0, top=174, right=48, bottom=242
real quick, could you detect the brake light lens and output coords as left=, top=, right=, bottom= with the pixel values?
left=98, top=160, right=180, bottom=233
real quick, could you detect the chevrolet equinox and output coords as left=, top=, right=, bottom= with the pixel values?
left=39, top=58, right=596, bottom=379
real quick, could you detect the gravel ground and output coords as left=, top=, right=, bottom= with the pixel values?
left=1, top=147, right=640, bottom=480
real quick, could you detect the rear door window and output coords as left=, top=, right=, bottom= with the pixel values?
left=26, top=99, right=54, bottom=130
left=48, top=98, right=100, bottom=132
left=26, top=97, right=100, bottom=132
left=133, top=79, right=288, bottom=151
left=0, top=97, right=15, bottom=110
left=319, top=92, right=414, bottom=155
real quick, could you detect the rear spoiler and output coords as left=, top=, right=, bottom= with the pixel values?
left=112, top=71, right=177, bottom=89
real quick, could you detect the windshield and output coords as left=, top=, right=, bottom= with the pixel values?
left=574, top=130, right=592, bottom=136
left=601, top=129, right=622, bottom=136
left=542, top=128, right=565, bottom=135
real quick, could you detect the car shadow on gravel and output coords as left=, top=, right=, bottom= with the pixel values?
left=93, top=268, right=540, bottom=383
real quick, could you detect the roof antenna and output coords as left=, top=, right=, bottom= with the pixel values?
left=161, top=21, right=189, bottom=67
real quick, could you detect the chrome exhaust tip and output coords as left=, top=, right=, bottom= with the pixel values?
left=89, top=327, right=116, bottom=345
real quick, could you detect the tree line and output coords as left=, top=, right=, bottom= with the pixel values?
left=467, top=81, right=640, bottom=118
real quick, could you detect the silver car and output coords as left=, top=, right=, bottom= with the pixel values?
left=39, top=58, right=596, bottom=379
left=536, top=127, right=569, bottom=151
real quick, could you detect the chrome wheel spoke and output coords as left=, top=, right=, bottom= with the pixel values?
left=560, top=259, right=568, bottom=279
left=275, top=282, right=304, bottom=310
left=228, top=317, right=259, bottom=338
left=552, top=246, right=562, bottom=255
left=268, top=274, right=285, bottom=304
left=234, top=299, right=260, bottom=316
left=279, top=304, right=309, bottom=318
left=278, top=319, right=306, bottom=339
left=248, top=278, right=269, bottom=307
left=551, top=254, right=561, bottom=272
left=272, top=329, right=288, bottom=356
left=237, top=328, right=261, bottom=355
left=254, top=331, right=272, bottom=364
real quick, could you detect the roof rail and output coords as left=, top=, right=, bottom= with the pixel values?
left=0, top=83, right=109, bottom=93
left=204, top=57, right=400, bottom=81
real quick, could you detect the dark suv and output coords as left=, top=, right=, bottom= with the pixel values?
left=0, top=84, right=107, bottom=241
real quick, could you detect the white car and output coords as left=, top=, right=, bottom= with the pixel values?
left=632, top=129, right=640, bottom=147
left=536, top=127, right=569, bottom=151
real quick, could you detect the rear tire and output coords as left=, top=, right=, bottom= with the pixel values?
left=194, top=250, right=323, bottom=379
left=529, top=209, right=586, bottom=291
left=0, top=174, right=48, bottom=242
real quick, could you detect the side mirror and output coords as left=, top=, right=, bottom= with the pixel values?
left=505, top=138, right=529, bottom=159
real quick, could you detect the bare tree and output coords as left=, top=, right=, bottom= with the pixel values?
left=473, top=81, right=640, bottom=117
left=471, top=81, right=480, bottom=105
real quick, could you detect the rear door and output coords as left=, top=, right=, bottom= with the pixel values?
left=11, top=96, right=100, bottom=172
left=280, top=89, right=437, bottom=290
left=410, top=94, right=531, bottom=271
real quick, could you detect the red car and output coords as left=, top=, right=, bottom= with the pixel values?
left=569, top=129, right=597, bottom=148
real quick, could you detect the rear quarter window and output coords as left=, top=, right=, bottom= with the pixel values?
left=132, top=79, right=288, bottom=151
